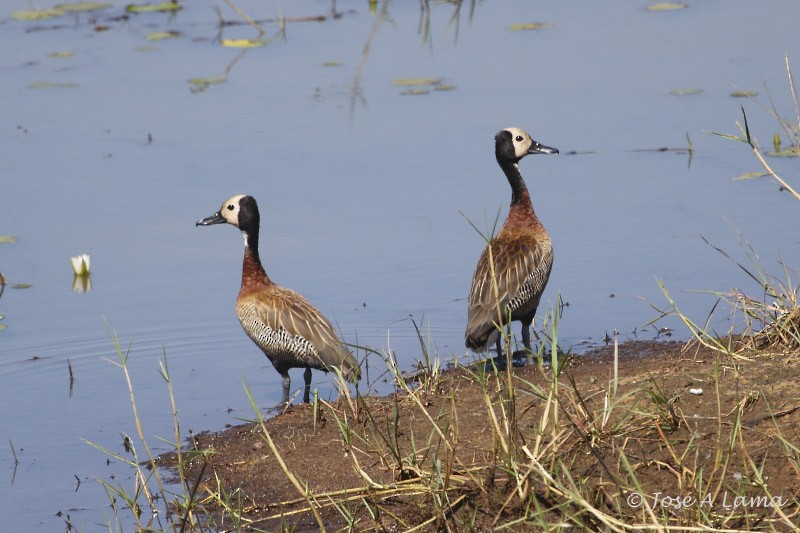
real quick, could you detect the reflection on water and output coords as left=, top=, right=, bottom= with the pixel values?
left=71, top=273, right=91, bottom=293
left=1, top=0, right=799, bottom=529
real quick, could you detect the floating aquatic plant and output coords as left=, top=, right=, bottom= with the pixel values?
left=220, top=38, right=265, bottom=48
left=47, top=51, right=75, bottom=59
left=670, top=88, right=703, bottom=95
left=392, top=77, right=441, bottom=87
left=647, top=2, right=688, bottom=11
left=71, top=254, right=91, bottom=276
left=126, top=2, right=183, bottom=14
left=145, top=30, right=182, bottom=41
left=400, top=89, right=430, bottom=96
left=10, top=9, right=64, bottom=21
left=55, top=2, right=113, bottom=12
left=0, top=236, right=18, bottom=244
left=509, top=22, right=553, bottom=31
left=11, top=2, right=111, bottom=20
left=730, top=91, right=758, bottom=98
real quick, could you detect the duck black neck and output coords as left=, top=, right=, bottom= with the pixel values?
left=498, top=159, right=528, bottom=206
left=238, top=196, right=269, bottom=282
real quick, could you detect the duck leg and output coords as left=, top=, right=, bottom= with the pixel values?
left=495, top=333, right=504, bottom=361
left=303, top=367, right=312, bottom=403
left=521, top=319, right=533, bottom=353
left=279, top=371, right=291, bottom=406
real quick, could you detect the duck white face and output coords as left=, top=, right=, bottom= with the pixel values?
left=196, top=194, right=247, bottom=228
left=504, top=127, right=534, bottom=159
left=502, top=127, right=559, bottom=159
left=218, top=194, right=246, bottom=226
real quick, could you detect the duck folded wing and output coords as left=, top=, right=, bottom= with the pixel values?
left=465, top=238, right=553, bottom=347
left=238, top=287, right=359, bottom=380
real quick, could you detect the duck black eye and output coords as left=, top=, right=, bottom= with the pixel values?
left=515, top=135, right=524, bottom=142
left=226, top=204, right=235, bottom=211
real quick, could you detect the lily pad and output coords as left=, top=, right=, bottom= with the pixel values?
left=221, top=38, right=265, bottom=48
left=322, top=61, right=343, bottom=67
left=509, top=22, right=553, bottom=31
left=670, top=88, right=703, bottom=95
left=766, top=148, right=800, bottom=158
left=647, top=3, right=688, bottom=10
left=188, top=76, right=226, bottom=93
left=126, top=2, right=183, bottom=14
left=434, top=84, right=456, bottom=91
left=145, top=30, right=182, bottom=41
left=48, top=50, right=75, bottom=59
left=28, top=82, right=79, bottom=90
left=10, top=9, right=65, bottom=21
left=12, top=283, right=33, bottom=289
left=188, top=76, right=226, bottom=87
left=55, top=2, right=113, bottom=12
left=730, top=91, right=758, bottom=98
left=392, top=77, right=441, bottom=87
left=733, top=171, right=770, bottom=181
left=400, top=89, right=430, bottom=96
left=0, top=236, right=18, bottom=244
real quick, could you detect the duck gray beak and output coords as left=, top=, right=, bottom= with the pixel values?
left=196, top=211, right=226, bottom=226
left=528, top=142, right=558, bottom=155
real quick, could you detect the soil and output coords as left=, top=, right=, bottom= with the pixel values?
left=159, top=340, right=800, bottom=531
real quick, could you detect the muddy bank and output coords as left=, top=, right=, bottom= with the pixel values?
left=160, top=340, right=800, bottom=531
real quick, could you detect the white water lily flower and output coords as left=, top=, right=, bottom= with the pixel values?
left=70, top=254, right=91, bottom=275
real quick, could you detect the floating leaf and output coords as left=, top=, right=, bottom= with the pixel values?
left=0, top=324, right=7, bottom=332
left=126, top=2, right=183, bottom=13
left=733, top=171, right=770, bottom=181
left=0, top=236, right=18, bottom=244
left=730, top=91, right=758, bottom=98
left=55, top=2, right=113, bottom=12
left=400, top=89, right=430, bottom=96
left=145, top=30, right=182, bottom=41
left=187, top=76, right=226, bottom=94
left=509, top=22, right=553, bottom=31
left=392, top=77, right=441, bottom=87
left=0, top=313, right=4, bottom=319
left=434, top=84, right=456, bottom=91
left=670, top=88, right=703, bottom=95
left=12, top=283, right=33, bottom=289
left=47, top=50, right=75, bottom=59
left=188, top=76, right=226, bottom=87
left=221, top=38, right=265, bottom=48
left=647, top=3, right=688, bottom=11
left=322, top=61, right=342, bottom=67
left=10, top=9, right=65, bottom=21
left=766, top=148, right=800, bottom=158
left=28, top=82, right=79, bottom=89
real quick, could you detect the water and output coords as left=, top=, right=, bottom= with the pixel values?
left=1, top=0, right=799, bottom=528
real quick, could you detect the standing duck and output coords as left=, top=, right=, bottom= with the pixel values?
left=197, top=195, right=360, bottom=406
left=465, top=128, right=559, bottom=360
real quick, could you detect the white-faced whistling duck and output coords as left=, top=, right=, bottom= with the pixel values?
left=465, top=128, right=559, bottom=361
left=197, top=195, right=361, bottom=406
